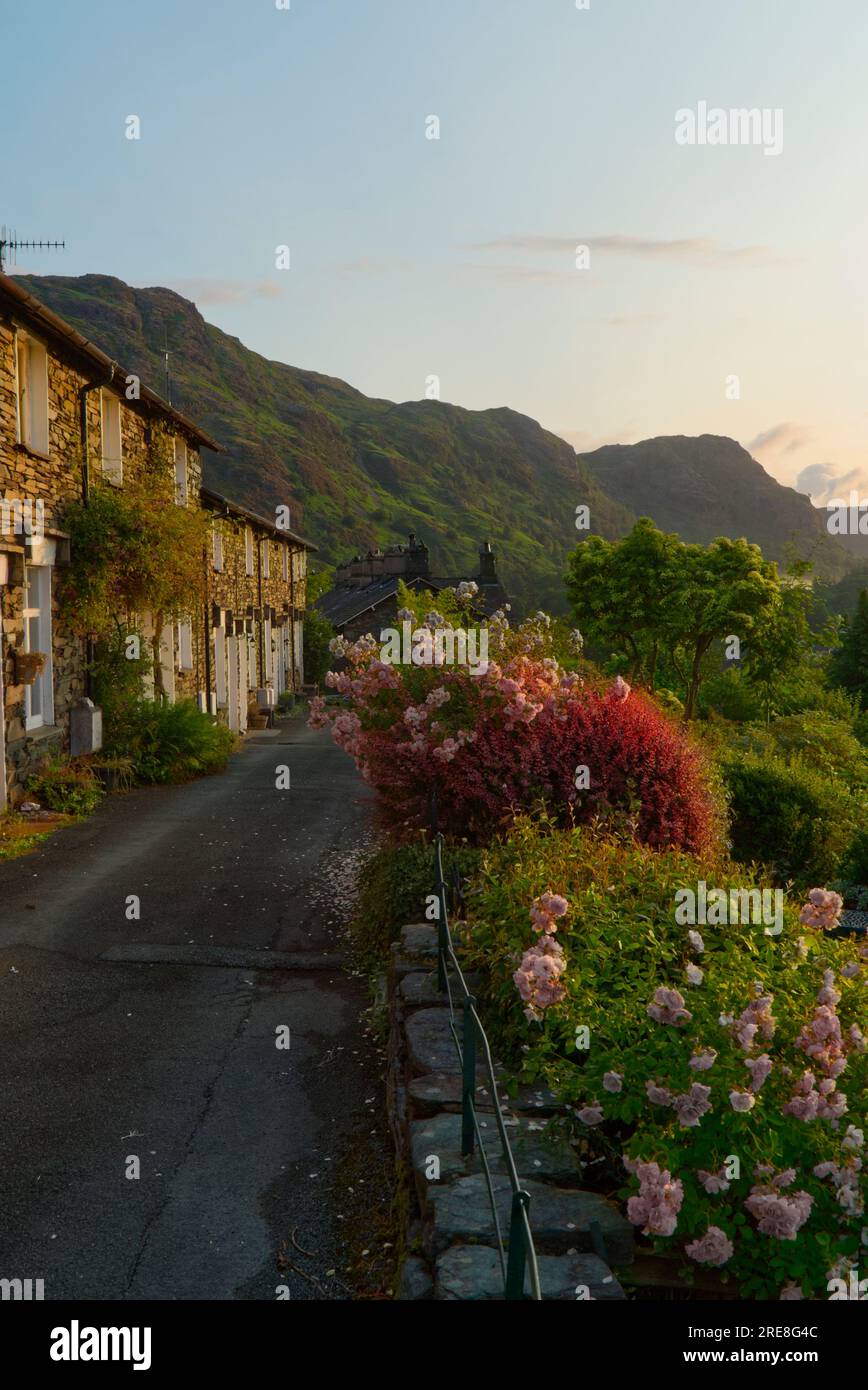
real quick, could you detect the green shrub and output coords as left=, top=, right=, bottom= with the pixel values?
left=103, top=700, right=235, bottom=784
left=721, top=751, right=857, bottom=888
left=348, top=839, right=481, bottom=972
left=27, top=762, right=104, bottom=817
left=839, top=828, right=868, bottom=886
left=462, top=817, right=867, bottom=1299
left=698, top=668, right=762, bottom=723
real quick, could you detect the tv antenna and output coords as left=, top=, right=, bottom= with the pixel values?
left=0, top=227, right=66, bottom=273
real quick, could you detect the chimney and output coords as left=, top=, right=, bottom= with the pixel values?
left=478, top=540, right=497, bottom=583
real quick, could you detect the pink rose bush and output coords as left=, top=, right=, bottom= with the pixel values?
left=311, top=601, right=719, bottom=849
left=464, top=831, right=868, bottom=1299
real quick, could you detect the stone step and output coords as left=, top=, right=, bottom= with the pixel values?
left=435, top=1245, right=626, bottom=1301
left=399, top=969, right=482, bottom=1008
left=405, top=1007, right=463, bottom=1076
left=425, top=1174, right=634, bottom=1265
left=408, top=1072, right=565, bottom=1118
left=411, top=1111, right=577, bottom=1186
left=396, top=923, right=439, bottom=959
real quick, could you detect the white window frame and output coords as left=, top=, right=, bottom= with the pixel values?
left=245, top=527, right=254, bottom=576
left=174, top=437, right=189, bottom=506
left=177, top=619, right=193, bottom=671
left=100, top=389, right=124, bottom=483
left=214, top=625, right=228, bottom=708
left=282, top=544, right=289, bottom=583
left=23, top=564, right=54, bottom=730
left=15, top=333, right=50, bottom=456
left=264, top=617, right=273, bottom=682
left=212, top=521, right=224, bottom=572
left=262, top=539, right=270, bottom=579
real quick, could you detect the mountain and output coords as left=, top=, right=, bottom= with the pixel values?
left=581, top=435, right=852, bottom=579
left=15, top=275, right=853, bottom=610
left=14, top=274, right=634, bottom=613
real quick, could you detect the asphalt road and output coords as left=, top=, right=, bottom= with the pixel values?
left=0, top=720, right=388, bottom=1301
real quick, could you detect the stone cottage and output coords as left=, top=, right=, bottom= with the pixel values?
left=317, top=533, right=509, bottom=644
left=202, top=488, right=314, bottom=734
left=0, top=272, right=314, bottom=809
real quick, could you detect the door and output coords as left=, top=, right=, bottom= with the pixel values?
left=23, top=564, right=54, bottom=730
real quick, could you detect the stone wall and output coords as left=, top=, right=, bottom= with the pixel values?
left=387, top=921, right=632, bottom=1300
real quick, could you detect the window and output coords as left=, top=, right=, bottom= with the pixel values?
left=212, top=522, right=224, bottom=572
left=23, top=565, right=54, bottom=730
left=264, top=617, right=273, bottom=681
left=262, top=539, right=270, bottom=579
left=244, top=527, right=254, bottom=576
left=15, top=334, right=49, bottom=456
left=178, top=619, right=193, bottom=671
left=282, top=544, right=289, bottom=583
left=100, top=390, right=123, bottom=483
left=174, top=437, right=188, bottom=505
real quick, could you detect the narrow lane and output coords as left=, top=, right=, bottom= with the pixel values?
left=0, top=721, right=387, bottom=1300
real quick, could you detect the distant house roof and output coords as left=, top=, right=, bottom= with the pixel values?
left=0, top=272, right=222, bottom=452
left=201, top=487, right=317, bottom=551
left=317, top=575, right=437, bottom=628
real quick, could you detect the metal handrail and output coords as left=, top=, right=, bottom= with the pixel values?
left=432, top=830, right=542, bottom=1300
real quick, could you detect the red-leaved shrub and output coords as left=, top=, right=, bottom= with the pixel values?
left=310, top=622, right=720, bottom=852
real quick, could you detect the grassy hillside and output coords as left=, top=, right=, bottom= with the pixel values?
left=17, top=275, right=853, bottom=610
left=17, top=274, right=634, bottom=612
left=582, top=435, right=852, bottom=580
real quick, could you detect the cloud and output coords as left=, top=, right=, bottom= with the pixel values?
left=794, top=462, right=868, bottom=505
left=465, top=234, right=777, bottom=267
left=167, top=277, right=284, bottom=305
left=458, top=260, right=589, bottom=284
left=748, top=423, right=812, bottom=458
left=331, top=257, right=416, bottom=276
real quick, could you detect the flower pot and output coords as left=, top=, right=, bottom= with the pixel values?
left=14, top=650, right=47, bottom=685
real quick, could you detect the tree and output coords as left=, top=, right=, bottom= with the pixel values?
left=829, top=588, right=868, bottom=708
left=564, top=518, right=683, bottom=689
left=566, top=521, right=782, bottom=719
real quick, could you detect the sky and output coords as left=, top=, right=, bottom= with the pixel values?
left=3, top=0, right=867, bottom=504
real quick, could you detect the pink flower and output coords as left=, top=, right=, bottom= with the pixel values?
left=626, top=1161, right=683, bottom=1238
left=799, top=889, right=843, bottom=931
left=611, top=675, right=631, bottom=701
left=729, top=1091, right=756, bottom=1113
left=698, top=1168, right=731, bottom=1195
left=685, top=1226, right=734, bottom=1267
left=685, top=963, right=704, bottom=986
left=603, top=1071, right=623, bottom=1094
left=672, top=1083, right=713, bottom=1129
left=645, top=1082, right=673, bottom=1106
left=647, top=986, right=692, bottom=1027
left=744, top=1053, right=773, bottom=1093
left=688, top=930, right=705, bottom=953
left=577, top=1103, right=604, bottom=1126
left=689, top=1049, right=718, bottom=1072
left=745, top=1188, right=813, bottom=1240
left=780, top=1283, right=805, bottom=1300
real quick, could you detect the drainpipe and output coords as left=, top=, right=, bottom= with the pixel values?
left=288, top=547, right=296, bottom=690
left=79, top=368, right=115, bottom=698
left=0, top=578, right=7, bottom=812
left=257, top=535, right=264, bottom=687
